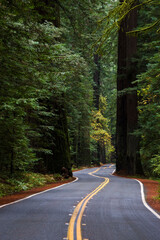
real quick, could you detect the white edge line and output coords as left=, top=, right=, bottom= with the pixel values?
left=111, top=170, right=160, bottom=219
left=0, top=177, right=79, bottom=209
left=135, top=179, right=160, bottom=219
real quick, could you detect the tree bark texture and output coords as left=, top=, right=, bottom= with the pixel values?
left=116, top=1, right=143, bottom=174
left=93, top=54, right=101, bottom=109
left=53, top=102, right=71, bottom=173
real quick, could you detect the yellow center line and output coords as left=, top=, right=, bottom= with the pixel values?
left=76, top=178, right=109, bottom=240
left=109, top=164, right=115, bottom=168
left=67, top=167, right=110, bottom=240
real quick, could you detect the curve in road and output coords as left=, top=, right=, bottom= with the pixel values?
left=0, top=164, right=160, bottom=240
left=67, top=167, right=110, bottom=240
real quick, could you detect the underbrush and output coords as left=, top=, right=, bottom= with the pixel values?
left=158, top=180, right=160, bottom=201
left=0, top=172, right=62, bottom=197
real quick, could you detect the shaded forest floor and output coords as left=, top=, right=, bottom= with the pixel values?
left=114, top=172, right=160, bottom=214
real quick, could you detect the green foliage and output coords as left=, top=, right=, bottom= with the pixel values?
left=97, top=0, right=160, bottom=175
left=137, top=47, right=160, bottom=176
left=91, top=95, right=114, bottom=161
left=59, top=0, right=117, bottom=166
left=91, top=110, right=111, bottom=145
left=0, top=4, right=39, bottom=173
left=130, top=0, right=160, bottom=176
left=100, top=56, right=117, bottom=136
left=96, top=0, right=160, bottom=50
left=0, top=172, right=55, bottom=197
left=0, top=0, right=118, bottom=182
left=0, top=1, right=93, bottom=174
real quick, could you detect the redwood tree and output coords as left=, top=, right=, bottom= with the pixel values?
left=116, top=0, right=143, bottom=175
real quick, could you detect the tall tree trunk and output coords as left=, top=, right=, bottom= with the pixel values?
left=93, top=54, right=106, bottom=164
left=116, top=16, right=127, bottom=172
left=53, top=101, right=71, bottom=173
left=116, top=1, right=143, bottom=174
left=99, top=142, right=106, bottom=164
left=93, top=54, right=100, bottom=109
left=77, top=119, right=91, bottom=167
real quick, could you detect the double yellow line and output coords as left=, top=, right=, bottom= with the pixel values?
left=67, top=167, right=110, bottom=240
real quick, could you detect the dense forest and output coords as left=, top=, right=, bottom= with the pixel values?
left=0, top=0, right=160, bottom=188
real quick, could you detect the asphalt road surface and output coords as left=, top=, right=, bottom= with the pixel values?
left=0, top=164, right=160, bottom=240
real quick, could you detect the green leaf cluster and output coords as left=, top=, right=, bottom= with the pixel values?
left=137, top=46, right=160, bottom=176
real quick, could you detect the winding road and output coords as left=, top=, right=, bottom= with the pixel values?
left=0, top=164, right=160, bottom=240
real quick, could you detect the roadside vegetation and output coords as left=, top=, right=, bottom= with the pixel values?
left=0, top=172, right=64, bottom=197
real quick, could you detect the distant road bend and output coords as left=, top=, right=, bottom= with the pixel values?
left=0, top=164, right=160, bottom=240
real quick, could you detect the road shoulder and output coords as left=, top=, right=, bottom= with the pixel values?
left=114, top=173, right=160, bottom=214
